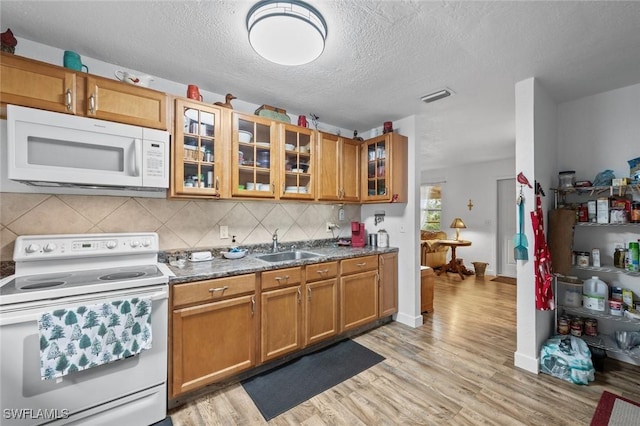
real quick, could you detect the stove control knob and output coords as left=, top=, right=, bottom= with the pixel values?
left=142, top=239, right=151, bottom=247
left=105, top=240, right=117, bottom=249
left=25, top=244, right=41, bottom=253
left=43, top=243, right=57, bottom=253
left=130, top=240, right=140, bottom=248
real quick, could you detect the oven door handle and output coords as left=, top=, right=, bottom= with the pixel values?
left=0, top=289, right=168, bottom=326
left=149, top=290, right=168, bottom=301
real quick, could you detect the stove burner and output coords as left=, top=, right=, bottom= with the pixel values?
left=99, top=271, right=146, bottom=281
left=21, top=281, right=66, bottom=290
left=26, top=273, right=72, bottom=282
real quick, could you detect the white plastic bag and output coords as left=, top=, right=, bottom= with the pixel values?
left=540, top=335, right=595, bottom=385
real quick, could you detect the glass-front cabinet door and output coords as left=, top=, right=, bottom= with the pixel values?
left=363, top=135, right=388, bottom=201
left=280, top=124, right=314, bottom=200
left=172, top=100, right=227, bottom=198
left=232, top=112, right=277, bottom=198
left=361, top=132, right=408, bottom=203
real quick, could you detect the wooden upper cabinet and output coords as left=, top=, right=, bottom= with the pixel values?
left=85, top=76, right=167, bottom=129
left=279, top=123, right=315, bottom=200
left=0, top=52, right=168, bottom=130
left=1, top=52, right=77, bottom=114
left=170, top=99, right=230, bottom=198
left=361, top=132, right=408, bottom=203
left=317, top=132, right=361, bottom=202
left=231, top=112, right=279, bottom=199
left=341, top=137, right=361, bottom=201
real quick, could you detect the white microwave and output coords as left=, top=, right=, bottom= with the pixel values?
left=7, top=105, right=169, bottom=191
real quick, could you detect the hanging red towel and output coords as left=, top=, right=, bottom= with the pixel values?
left=531, top=193, right=554, bottom=310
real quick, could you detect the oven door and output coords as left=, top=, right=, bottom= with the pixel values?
left=0, top=284, right=168, bottom=426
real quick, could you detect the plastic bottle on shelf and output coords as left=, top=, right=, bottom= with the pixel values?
left=582, top=276, right=608, bottom=312
left=628, top=241, right=639, bottom=272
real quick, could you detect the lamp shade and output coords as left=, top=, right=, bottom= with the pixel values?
left=247, top=1, right=328, bottom=66
left=450, top=218, right=466, bottom=229
left=450, top=217, right=466, bottom=240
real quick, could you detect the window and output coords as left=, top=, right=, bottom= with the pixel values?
left=420, top=185, right=441, bottom=230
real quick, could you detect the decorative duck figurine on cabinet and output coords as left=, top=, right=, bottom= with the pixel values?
left=214, top=93, right=236, bottom=109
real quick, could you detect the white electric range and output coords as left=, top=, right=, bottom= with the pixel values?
left=0, top=232, right=172, bottom=426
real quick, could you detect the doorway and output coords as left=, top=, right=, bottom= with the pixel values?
left=497, top=178, right=516, bottom=277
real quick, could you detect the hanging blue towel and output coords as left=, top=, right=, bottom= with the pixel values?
left=38, top=297, right=153, bottom=380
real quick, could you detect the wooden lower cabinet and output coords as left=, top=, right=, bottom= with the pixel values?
left=171, top=294, right=256, bottom=397
left=260, top=285, right=303, bottom=363
left=340, top=256, right=380, bottom=332
left=170, top=253, right=397, bottom=400
left=305, top=262, right=339, bottom=346
left=379, top=252, right=398, bottom=317
left=260, top=267, right=304, bottom=363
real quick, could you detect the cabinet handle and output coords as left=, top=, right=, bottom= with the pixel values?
left=271, top=182, right=275, bottom=194
left=215, top=176, right=219, bottom=191
left=316, top=269, right=329, bottom=275
left=208, top=285, right=228, bottom=294
left=282, top=183, right=286, bottom=195
left=89, top=94, right=96, bottom=114
left=297, top=286, right=302, bottom=303
left=251, top=296, right=255, bottom=316
left=274, top=275, right=290, bottom=283
left=65, top=89, right=72, bottom=110
left=357, top=262, right=367, bottom=267
left=307, top=287, right=312, bottom=301
left=339, top=189, right=344, bottom=199
left=381, top=256, right=385, bottom=266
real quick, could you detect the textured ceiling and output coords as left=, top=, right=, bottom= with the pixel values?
left=2, top=1, right=640, bottom=171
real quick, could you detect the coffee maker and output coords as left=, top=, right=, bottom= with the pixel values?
left=351, top=222, right=366, bottom=248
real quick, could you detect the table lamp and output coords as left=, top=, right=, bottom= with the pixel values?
left=450, top=217, right=466, bottom=240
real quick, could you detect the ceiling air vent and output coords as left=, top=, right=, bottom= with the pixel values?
left=421, top=88, right=454, bottom=104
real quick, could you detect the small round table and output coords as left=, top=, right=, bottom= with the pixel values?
left=435, top=239, right=472, bottom=280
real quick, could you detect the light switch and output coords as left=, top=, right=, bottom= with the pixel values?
left=220, top=225, right=229, bottom=239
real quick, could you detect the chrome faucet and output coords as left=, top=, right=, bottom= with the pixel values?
left=272, top=229, right=279, bottom=252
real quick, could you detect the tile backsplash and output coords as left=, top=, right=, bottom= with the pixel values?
left=0, top=192, right=360, bottom=261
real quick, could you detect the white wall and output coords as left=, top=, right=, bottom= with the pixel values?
left=421, top=158, right=515, bottom=276
left=362, top=116, right=421, bottom=328
left=558, top=82, right=640, bottom=182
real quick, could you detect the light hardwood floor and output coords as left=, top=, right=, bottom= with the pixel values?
left=168, top=273, right=640, bottom=425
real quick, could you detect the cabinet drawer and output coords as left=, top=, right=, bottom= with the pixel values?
left=261, top=267, right=302, bottom=290
left=173, top=274, right=256, bottom=307
left=341, top=255, right=378, bottom=275
left=306, top=261, right=338, bottom=282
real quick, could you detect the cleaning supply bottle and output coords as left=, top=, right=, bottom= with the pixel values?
left=628, top=241, right=639, bottom=272
left=582, top=276, right=608, bottom=312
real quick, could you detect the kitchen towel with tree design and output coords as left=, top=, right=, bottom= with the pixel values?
left=37, top=297, right=153, bottom=380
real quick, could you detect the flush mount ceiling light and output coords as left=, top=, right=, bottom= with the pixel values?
left=247, top=0, right=328, bottom=66
left=421, top=88, right=454, bottom=104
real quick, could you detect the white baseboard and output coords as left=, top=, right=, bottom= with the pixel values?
left=514, top=350, right=540, bottom=373
left=395, top=312, right=423, bottom=328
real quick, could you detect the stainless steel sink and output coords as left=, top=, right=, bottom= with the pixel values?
left=256, top=250, right=321, bottom=263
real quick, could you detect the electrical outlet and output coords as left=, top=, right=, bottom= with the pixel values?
left=338, top=207, right=345, bottom=221
left=220, top=225, right=229, bottom=239
left=326, top=222, right=336, bottom=232
left=399, top=225, right=405, bottom=233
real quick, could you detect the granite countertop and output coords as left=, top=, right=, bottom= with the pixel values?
left=166, top=245, right=398, bottom=284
